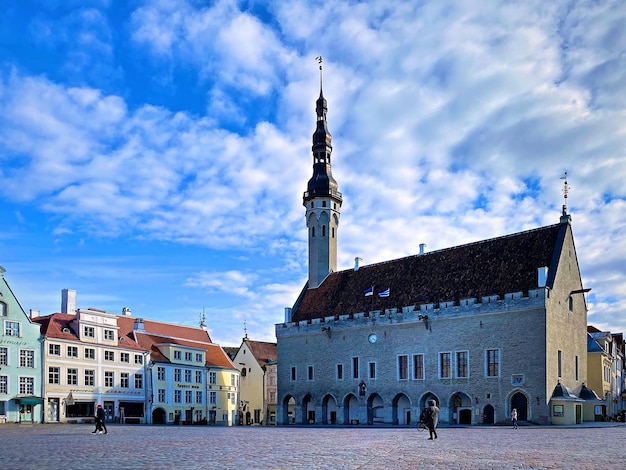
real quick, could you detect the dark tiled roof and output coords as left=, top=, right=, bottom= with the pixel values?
left=551, top=382, right=580, bottom=400
left=291, top=223, right=563, bottom=322
left=222, top=346, right=239, bottom=361
left=579, top=384, right=602, bottom=401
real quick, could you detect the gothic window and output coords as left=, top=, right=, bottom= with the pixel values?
left=322, top=225, right=326, bottom=237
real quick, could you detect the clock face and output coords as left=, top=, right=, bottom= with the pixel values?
left=368, top=334, right=377, bottom=344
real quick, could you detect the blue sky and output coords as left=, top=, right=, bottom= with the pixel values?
left=1, top=0, right=625, bottom=346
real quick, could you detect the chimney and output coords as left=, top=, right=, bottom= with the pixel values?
left=122, top=307, right=132, bottom=316
left=354, top=257, right=362, bottom=271
left=419, top=243, right=427, bottom=255
left=284, top=307, right=292, bottom=323
left=61, top=289, right=76, bottom=314
left=29, top=309, right=39, bottom=319
left=134, top=318, right=145, bottom=331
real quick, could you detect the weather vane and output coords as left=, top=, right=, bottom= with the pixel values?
left=560, top=170, right=570, bottom=215
left=316, top=56, right=323, bottom=89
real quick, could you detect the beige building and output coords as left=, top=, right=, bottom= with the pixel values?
left=233, top=337, right=277, bottom=425
left=36, top=290, right=149, bottom=423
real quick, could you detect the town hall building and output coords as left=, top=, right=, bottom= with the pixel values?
left=275, top=65, right=590, bottom=426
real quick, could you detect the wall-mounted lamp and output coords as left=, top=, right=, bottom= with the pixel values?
left=418, top=314, right=429, bottom=329
left=321, top=326, right=331, bottom=338
left=536, top=396, right=540, bottom=404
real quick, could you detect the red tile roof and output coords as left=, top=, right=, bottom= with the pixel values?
left=244, top=340, right=277, bottom=368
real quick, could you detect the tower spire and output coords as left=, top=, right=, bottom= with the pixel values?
left=561, top=170, right=570, bottom=216
left=304, top=57, right=342, bottom=289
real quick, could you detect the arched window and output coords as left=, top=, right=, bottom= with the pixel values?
left=241, top=367, right=247, bottom=377
left=322, top=225, right=326, bottom=237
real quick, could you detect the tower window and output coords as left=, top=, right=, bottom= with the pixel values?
left=322, top=201, right=327, bottom=207
left=322, top=225, right=326, bottom=237
left=311, top=227, right=315, bottom=238
left=311, top=202, right=314, bottom=208
left=332, top=227, right=335, bottom=238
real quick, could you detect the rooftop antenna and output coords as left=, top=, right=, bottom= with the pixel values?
left=560, top=170, right=570, bottom=216
left=199, top=308, right=206, bottom=328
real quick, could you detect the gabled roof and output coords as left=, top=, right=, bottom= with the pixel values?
left=587, top=333, right=606, bottom=353
left=35, top=313, right=146, bottom=351
left=117, top=316, right=212, bottom=343
left=244, top=339, right=277, bottom=368
left=292, top=223, right=564, bottom=322
left=133, top=331, right=235, bottom=369
left=551, top=382, right=582, bottom=401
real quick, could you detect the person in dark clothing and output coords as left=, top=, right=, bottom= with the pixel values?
left=92, top=404, right=108, bottom=434
left=424, top=400, right=439, bottom=440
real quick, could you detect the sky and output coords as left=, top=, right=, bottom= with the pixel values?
left=1, top=0, right=625, bottom=347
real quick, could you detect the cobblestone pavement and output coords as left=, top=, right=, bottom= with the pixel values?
left=1, top=423, right=624, bottom=470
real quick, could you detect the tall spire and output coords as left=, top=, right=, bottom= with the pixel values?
left=560, top=170, right=572, bottom=224
left=304, top=57, right=342, bottom=289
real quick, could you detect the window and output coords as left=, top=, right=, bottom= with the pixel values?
left=413, top=354, right=424, bottom=380
left=184, top=369, right=192, bottom=383
left=157, top=367, right=165, bottom=381
left=185, top=390, right=192, bottom=403
left=120, top=372, right=129, bottom=388
left=290, top=367, right=296, bottom=381
left=19, top=377, right=34, bottom=394
left=568, top=296, right=574, bottom=311
left=174, top=369, right=181, bottom=382
left=104, top=351, right=114, bottom=362
left=308, top=365, right=314, bottom=381
left=195, top=353, right=203, bottom=363
left=398, top=355, right=408, bottom=380
left=486, top=349, right=500, bottom=377
left=85, top=370, right=95, bottom=386
left=196, top=391, right=202, bottom=404
left=0, top=302, right=6, bottom=316
left=67, top=368, right=78, bottom=385
left=135, top=374, right=143, bottom=389
left=575, top=355, right=579, bottom=381
left=336, top=364, right=343, bottom=380
left=174, top=351, right=181, bottom=360
left=0, top=347, right=6, bottom=366
left=185, top=352, right=192, bottom=361
left=0, top=376, right=7, bottom=394
left=84, top=348, right=95, bottom=360
left=157, top=389, right=165, bottom=402
left=67, top=346, right=78, bottom=358
left=195, top=371, right=202, bottom=383
left=83, top=326, right=95, bottom=338
left=558, top=350, right=562, bottom=378
left=104, top=371, right=114, bottom=387
left=48, top=367, right=60, bottom=384
left=439, top=352, right=451, bottom=379
left=209, top=392, right=217, bottom=404
left=48, top=344, right=61, bottom=356
left=174, top=390, right=182, bottom=403
left=20, top=349, right=35, bottom=368
left=134, top=354, right=143, bottom=365
left=231, top=393, right=236, bottom=405
left=231, top=374, right=235, bottom=387
left=120, top=352, right=130, bottom=363
left=241, top=367, right=247, bottom=377
left=456, top=351, right=469, bottom=378
left=5, top=321, right=20, bottom=337
left=209, top=372, right=217, bottom=384
left=368, top=362, right=376, bottom=379
left=103, top=329, right=114, bottom=341
left=352, top=357, right=359, bottom=379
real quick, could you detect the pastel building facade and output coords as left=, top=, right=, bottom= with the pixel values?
left=0, top=266, right=44, bottom=423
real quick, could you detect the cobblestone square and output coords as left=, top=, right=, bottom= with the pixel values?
left=1, top=423, right=624, bottom=470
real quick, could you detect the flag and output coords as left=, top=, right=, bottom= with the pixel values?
left=378, top=288, right=390, bottom=297
left=363, top=286, right=373, bottom=297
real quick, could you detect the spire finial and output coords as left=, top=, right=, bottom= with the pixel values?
left=199, top=307, right=206, bottom=328
left=560, top=170, right=570, bottom=216
left=316, top=56, right=323, bottom=92
left=243, top=320, right=248, bottom=339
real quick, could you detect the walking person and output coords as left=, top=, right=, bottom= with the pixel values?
left=511, top=408, right=518, bottom=429
left=424, top=400, right=439, bottom=440
left=92, top=404, right=108, bottom=434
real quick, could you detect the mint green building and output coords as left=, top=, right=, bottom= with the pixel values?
left=0, top=266, right=43, bottom=423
